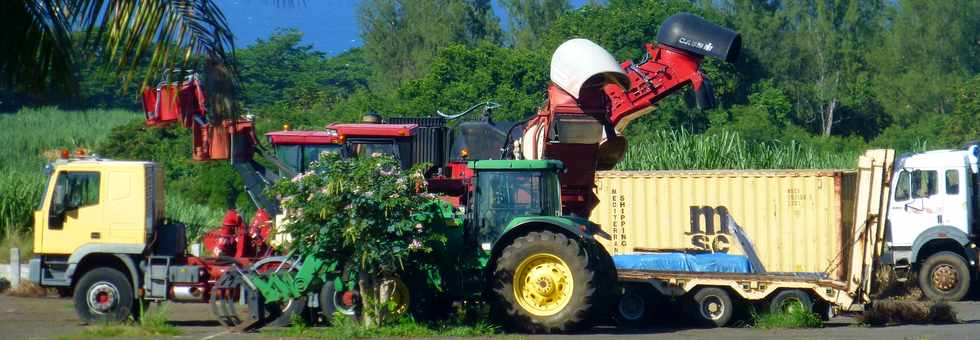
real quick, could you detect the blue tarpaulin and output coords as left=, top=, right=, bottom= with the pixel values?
left=612, top=252, right=755, bottom=273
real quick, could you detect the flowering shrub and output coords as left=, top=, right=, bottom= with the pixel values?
left=270, top=152, right=458, bottom=324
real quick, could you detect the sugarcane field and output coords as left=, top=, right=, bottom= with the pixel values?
left=1, top=1, right=979, bottom=339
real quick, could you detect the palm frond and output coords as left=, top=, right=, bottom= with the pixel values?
left=69, top=0, right=238, bottom=115
left=0, top=0, right=76, bottom=94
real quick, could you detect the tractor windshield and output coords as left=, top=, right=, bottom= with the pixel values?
left=475, top=170, right=561, bottom=243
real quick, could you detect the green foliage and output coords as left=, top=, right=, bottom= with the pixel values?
left=391, top=43, right=549, bottom=121
left=237, top=29, right=370, bottom=130
left=617, top=130, right=859, bottom=171
left=357, top=0, right=502, bottom=89
left=501, top=0, right=570, bottom=49
left=752, top=302, right=823, bottom=329
left=271, top=153, right=463, bottom=325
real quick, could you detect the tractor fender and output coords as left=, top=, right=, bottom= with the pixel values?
left=490, top=216, right=603, bottom=264
left=911, top=225, right=975, bottom=264
left=65, top=244, right=144, bottom=291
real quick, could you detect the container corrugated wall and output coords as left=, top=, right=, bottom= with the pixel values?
left=592, top=170, right=857, bottom=277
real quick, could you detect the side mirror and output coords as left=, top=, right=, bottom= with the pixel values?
left=51, top=184, right=66, bottom=213
left=49, top=184, right=67, bottom=228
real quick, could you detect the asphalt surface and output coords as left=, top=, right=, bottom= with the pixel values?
left=1, top=294, right=979, bottom=339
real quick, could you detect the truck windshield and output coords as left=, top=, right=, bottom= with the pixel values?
left=475, top=170, right=561, bottom=243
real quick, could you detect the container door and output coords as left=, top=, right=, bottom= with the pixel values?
left=889, top=168, right=942, bottom=247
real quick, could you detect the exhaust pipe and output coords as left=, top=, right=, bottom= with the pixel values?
left=171, top=285, right=205, bottom=302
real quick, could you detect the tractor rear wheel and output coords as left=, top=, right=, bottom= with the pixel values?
left=492, top=230, right=603, bottom=333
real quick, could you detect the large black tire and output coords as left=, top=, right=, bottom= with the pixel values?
left=690, top=287, right=733, bottom=327
left=73, top=267, right=135, bottom=324
left=918, top=251, right=971, bottom=301
left=492, top=230, right=603, bottom=333
left=767, top=289, right=813, bottom=315
left=319, top=281, right=360, bottom=325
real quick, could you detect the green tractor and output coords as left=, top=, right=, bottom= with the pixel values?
left=213, top=159, right=616, bottom=333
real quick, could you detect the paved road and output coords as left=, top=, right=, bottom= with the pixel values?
left=1, top=294, right=979, bottom=339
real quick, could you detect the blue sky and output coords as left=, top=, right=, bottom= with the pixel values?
left=219, top=0, right=590, bottom=55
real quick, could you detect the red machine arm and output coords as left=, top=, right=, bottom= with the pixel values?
left=518, top=12, right=740, bottom=218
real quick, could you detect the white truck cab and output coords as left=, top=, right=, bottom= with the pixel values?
left=884, top=146, right=980, bottom=301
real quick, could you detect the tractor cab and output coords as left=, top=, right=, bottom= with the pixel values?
left=265, top=131, right=343, bottom=173
left=329, top=123, right=417, bottom=169
left=467, top=160, right=564, bottom=245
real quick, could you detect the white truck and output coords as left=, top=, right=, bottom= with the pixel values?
left=882, top=145, right=980, bottom=301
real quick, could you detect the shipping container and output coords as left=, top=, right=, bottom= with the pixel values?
left=592, top=169, right=857, bottom=278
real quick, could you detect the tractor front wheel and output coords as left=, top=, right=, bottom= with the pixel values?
left=492, top=230, right=603, bottom=333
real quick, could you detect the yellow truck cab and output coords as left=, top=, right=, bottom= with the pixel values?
left=29, top=158, right=169, bottom=322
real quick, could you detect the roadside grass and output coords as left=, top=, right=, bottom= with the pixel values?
left=267, top=313, right=500, bottom=339
left=751, top=302, right=824, bottom=329
left=57, top=303, right=182, bottom=339
left=860, top=300, right=958, bottom=326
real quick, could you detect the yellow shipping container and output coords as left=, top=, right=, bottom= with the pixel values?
left=592, top=170, right=857, bottom=278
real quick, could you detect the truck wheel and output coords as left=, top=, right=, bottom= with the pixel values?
left=918, top=251, right=971, bottom=301
left=492, top=230, right=602, bottom=333
left=690, top=287, right=733, bottom=327
left=73, top=267, right=135, bottom=324
left=767, top=289, right=813, bottom=315
left=319, top=281, right=360, bottom=325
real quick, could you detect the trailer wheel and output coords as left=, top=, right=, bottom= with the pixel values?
left=614, top=284, right=655, bottom=328
left=919, top=251, right=971, bottom=301
left=690, top=287, right=733, bottom=327
left=73, top=267, right=135, bottom=324
left=492, top=230, right=602, bottom=333
left=767, top=289, right=813, bottom=315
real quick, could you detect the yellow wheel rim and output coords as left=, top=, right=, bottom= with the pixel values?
left=381, top=277, right=410, bottom=316
left=513, top=253, right=574, bottom=316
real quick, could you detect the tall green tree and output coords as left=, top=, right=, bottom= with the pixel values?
left=357, top=0, right=502, bottom=89
left=870, top=0, right=980, bottom=126
left=500, top=0, right=571, bottom=49
left=770, top=0, right=885, bottom=137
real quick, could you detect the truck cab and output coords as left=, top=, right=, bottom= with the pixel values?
left=884, top=146, right=980, bottom=301
left=30, top=158, right=167, bottom=322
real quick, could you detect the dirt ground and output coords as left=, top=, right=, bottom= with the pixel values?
left=2, top=294, right=980, bottom=340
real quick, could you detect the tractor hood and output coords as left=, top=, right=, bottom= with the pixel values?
left=550, top=38, right=630, bottom=99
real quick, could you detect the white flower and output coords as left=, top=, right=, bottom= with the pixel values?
left=414, top=223, right=424, bottom=232
left=408, top=239, right=422, bottom=250
left=364, top=191, right=374, bottom=197
left=371, top=152, right=383, bottom=158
